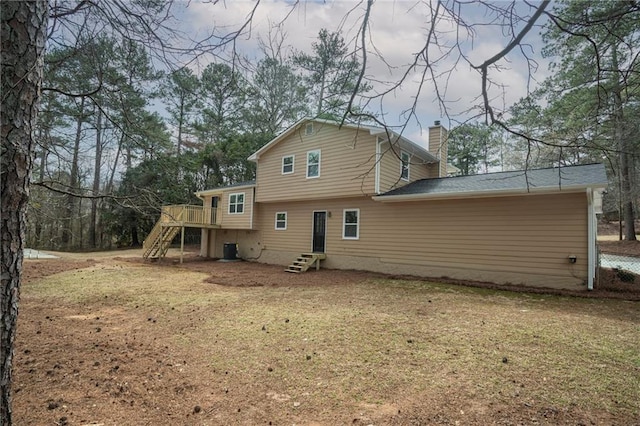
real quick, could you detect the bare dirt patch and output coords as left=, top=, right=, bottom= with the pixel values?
left=598, top=267, right=639, bottom=293
left=599, top=240, right=640, bottom=257
left=139, top=254, right=381, bottom=288
left=128, top=251, right=640, bottom=300
left=13, top=252, right=640, bottom=425
left=598, top=219, right=640, bottom=238
left=596, top=238, right=640, bottom=294
left=22, top=258, right=97, bottom=283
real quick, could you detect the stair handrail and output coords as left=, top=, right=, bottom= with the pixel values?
left=143, top=219, right=164, bottom=256
left=143, top=205, right=185, bottom=257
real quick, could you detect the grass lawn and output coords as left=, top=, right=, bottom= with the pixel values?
left=13, top=253, right=640, bottom=425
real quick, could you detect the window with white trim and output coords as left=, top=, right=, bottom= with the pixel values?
left=307, top=149, right=320, bottom=178
left=401, top=151, right=410, bottom=181
left=282, top=155, right=294, bottom=174
left=275, top=212, right=287, bottom=230
left=228, top=192, right=244, bottom=214
left=343, top=209, right=360, bottom=239
left=305, top=123, right=314, bottom=135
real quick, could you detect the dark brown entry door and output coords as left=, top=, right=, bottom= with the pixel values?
left=312, top=211, right=326, bottom=253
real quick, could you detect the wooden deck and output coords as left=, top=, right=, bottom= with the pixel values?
left=159, top=205, right=220, bottom=228
left=143, top=205, right=220, bottom=262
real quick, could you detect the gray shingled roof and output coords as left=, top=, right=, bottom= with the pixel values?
left=210, top=180, right=256, bottom=190
left=378, top=163, right=607, bottom=199
left=195, top=180, right=256, bottom=196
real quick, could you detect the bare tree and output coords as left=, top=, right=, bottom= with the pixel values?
left=325, top=1, right=636, bottom=235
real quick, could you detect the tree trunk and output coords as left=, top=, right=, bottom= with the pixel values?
left=61, top=97, right=85, bottom=249
left=34, top=127, right=48, bottom=246
left=78, top=194, right=84, bottom=249
left=317, top=73, right=326, bottom=116
left=177, top=98, right=184, bottom=155
left=1, top=2, right=48, bottom=424
left=612, top=46, right=636, bottom=241
left=107, top=134, right=123, bottom=195
left=126, top=145, right=132, bottom=170
left=620, top=149, right=636, bottom=240
left=131, top=223, right=140, bottom=247
left=90, top=110, right=103, bottom=248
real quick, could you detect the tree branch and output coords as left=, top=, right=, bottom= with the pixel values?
left=473, top=0, right=550, bottom=123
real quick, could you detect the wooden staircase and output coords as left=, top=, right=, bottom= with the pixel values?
left=285, top=253, right=326, bottom=273
left=142, top=221, right=181, bottom=260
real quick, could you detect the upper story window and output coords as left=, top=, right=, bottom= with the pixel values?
left=282, top=155, right=294, bottom=174
left=305, top=123, right=314, bottom=135
left=228, top=192, right=245, bottom=214
left=307, top=149, right=321, bottom=178
left=343, top=209, right=360, bottom=240
left=275, top=212, right=287, bottom=230
left=401, top=151, right=410, bottom=181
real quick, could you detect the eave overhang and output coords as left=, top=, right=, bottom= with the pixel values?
left=372, top=184, right=607, bottom=203
left=195, top=183, right=256, bottom=198
left=247, top=117, right=439, bottom=164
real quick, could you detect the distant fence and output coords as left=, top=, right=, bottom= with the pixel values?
left=600, top=253, right=640, bottom=275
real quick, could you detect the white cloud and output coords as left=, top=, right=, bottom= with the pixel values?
left=180, top=0, right=548, bottom=135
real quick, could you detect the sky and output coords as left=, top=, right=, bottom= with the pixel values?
left=177, top=0, right=551, bottom=149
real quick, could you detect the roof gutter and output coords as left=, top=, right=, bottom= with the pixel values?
left=372, top=184, right=607, bottom=202
left=196, top=183, right=257, bottom=198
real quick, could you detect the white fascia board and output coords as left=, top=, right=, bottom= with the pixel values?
left=247, top=117, right=309, bottom=162
left=372, top=184, right=607, bottom=202
left=196, top=183, right=256, bottom=197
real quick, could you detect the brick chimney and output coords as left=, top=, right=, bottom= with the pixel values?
left=428, top=120, right=448, bottom=177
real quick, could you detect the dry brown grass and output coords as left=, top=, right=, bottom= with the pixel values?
left=14, top=255, right=640, bottom=425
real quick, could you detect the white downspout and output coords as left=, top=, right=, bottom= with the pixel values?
left=250, top=187, right=255, bottom=230
left=587, top=188, right=595, bottom=290
left=375, top=137, right=382, bottom=194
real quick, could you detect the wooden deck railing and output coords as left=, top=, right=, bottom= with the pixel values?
left=160, top=205, right=218, bottom=226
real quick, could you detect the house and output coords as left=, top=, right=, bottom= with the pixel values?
left=143, top=118, right=608, bottom=290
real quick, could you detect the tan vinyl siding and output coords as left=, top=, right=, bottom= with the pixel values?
left=204, top=228, right=262, bottom=259
left=378, top=141, right=405, bottom=193
left=378, top=141, right=437, bottom=193
left=428, top=125, right=448, bottom=177
left=218, top=187, right=255, bottom=229
left=426, top=163, right=440, bottom=178
left=255, top=124, right=377, bottom=202
left=410, top=158, right=436, bottom=180
left=257, top=192, right=589, bottom=289
left=258, top=203, right=323, bottom=253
